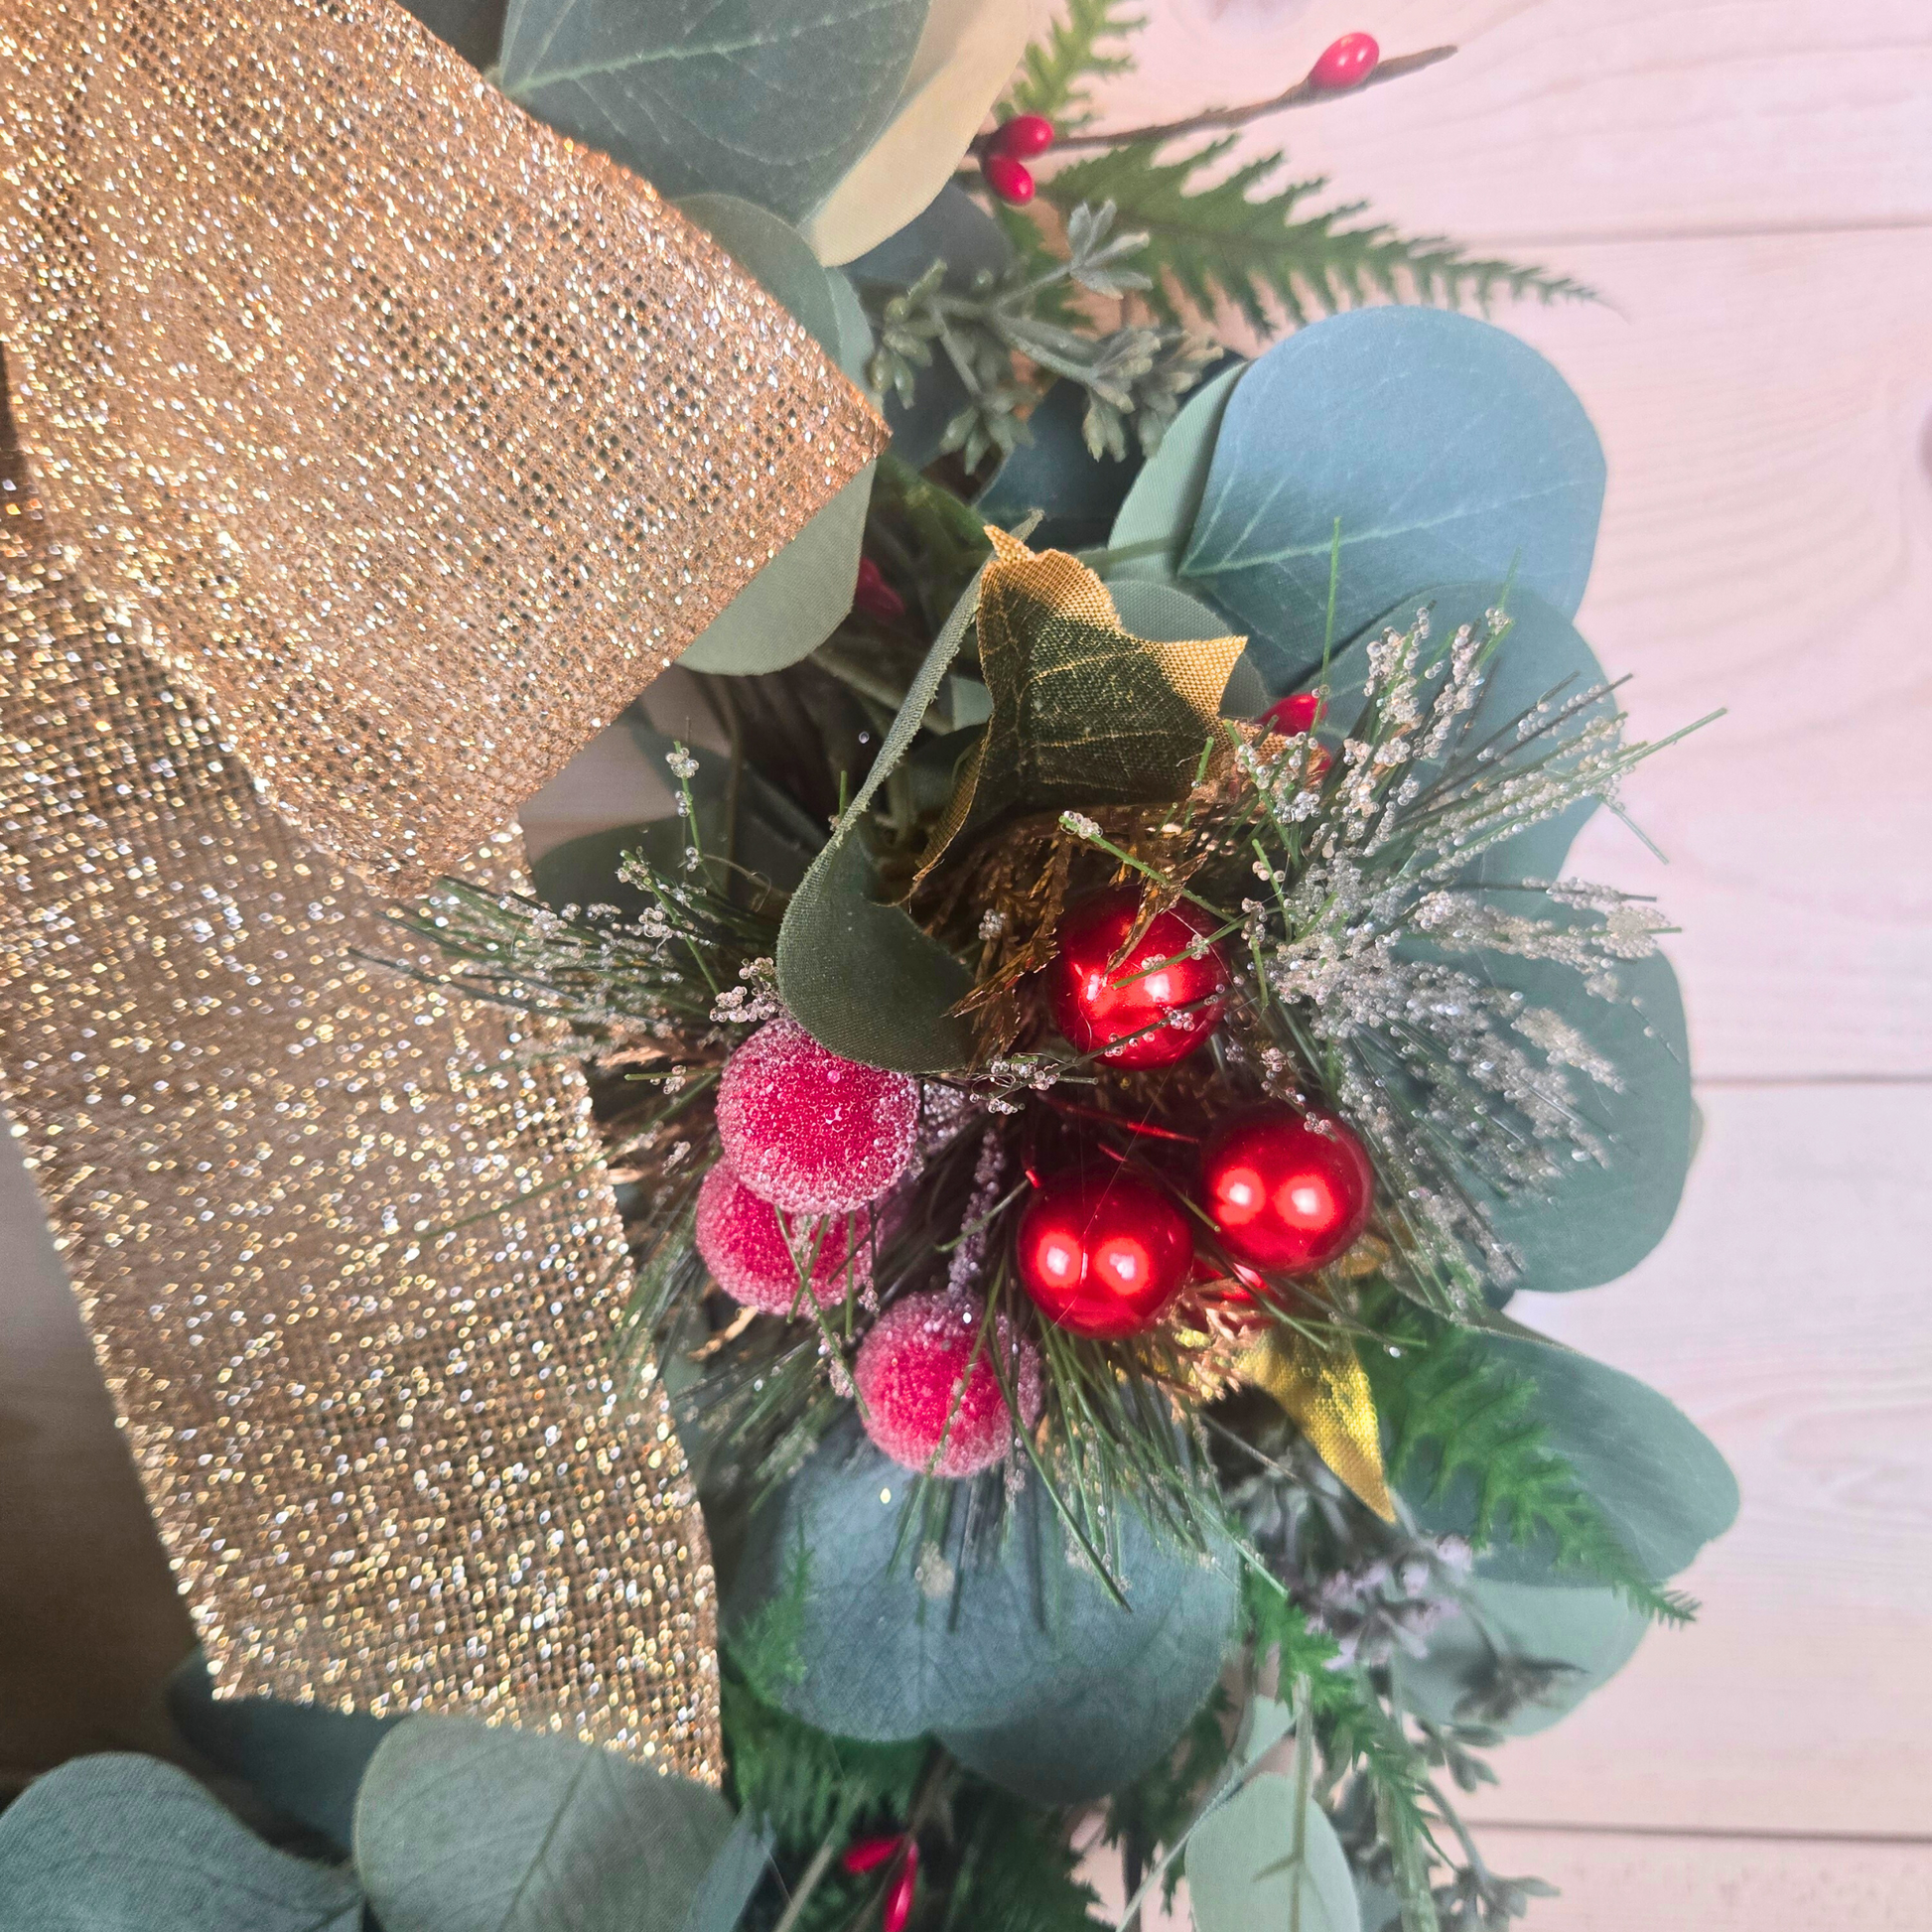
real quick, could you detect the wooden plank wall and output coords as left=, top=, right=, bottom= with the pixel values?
left=1, top=1, right=1927, bottom=1924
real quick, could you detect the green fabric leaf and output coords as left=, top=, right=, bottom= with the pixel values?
left=500, top=0, right=928, bottom=226
left=727, top=1425, right=1240, bottom=1803
left=1393, top=1577, right=1649, bottom=1738
left=166, top=1653, right=395, bottom=1857
left=774, top=826, right=976, bottom=1070
left=1389, top=1329, right=1738, bottom=1587
left=1103, top=357, right=1245, bottom=586
left=1181, top=309, right=1604, bottom=687
left=352, top=1718, right=737, bottom=1932
left=1186, top=1765, right=1361, bottom=1932
left=0, top=1754, right=363, bottom=1931
left=977, top=378, right=1143, bottom=551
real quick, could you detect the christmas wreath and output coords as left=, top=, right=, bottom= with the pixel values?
left=0, top=3, right=1736, bottom=1931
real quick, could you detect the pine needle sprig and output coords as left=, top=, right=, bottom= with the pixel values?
left=1368, top=1309, right=1697, bottom=1623
left=1000, top=0, right=1147, bottom=131
left=1035, top=139, right=1595, bottom=335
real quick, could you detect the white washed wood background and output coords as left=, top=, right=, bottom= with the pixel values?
left=2, top=1, right=1928, bottom=1922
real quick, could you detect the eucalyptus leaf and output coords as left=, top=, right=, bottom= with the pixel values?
left=977, top=378, right=1143, bottom=551
left=676, top=194, right=845, bottom=355
left=826, top=270, right=877, bottom=384
left=0, top=1754, right=364, bottom=1932
left=398, top=0, right=505, bottom=67
left=1181, top=310, right=1603, bottom=686
left=802, top=0, right=1032, bottom=266
left=728, top=1426, right=1239, bottom=1802
left=1104, top=356, right=1245, bottom=583
left=1402, top=1331, right=1738, bottom=1586
left=1186, top=1766, right=1361, bottom=1932
left=167, top=1652, right=395, bottom=1856
left=352, top=1718, right=736, bottom=1932
left=500, top=0, right=928, bottom=226
left=1393, top=1577, right=1648, bottom=1737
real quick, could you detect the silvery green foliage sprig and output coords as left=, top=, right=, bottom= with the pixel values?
left=865, top=200, right=1212, bottom=468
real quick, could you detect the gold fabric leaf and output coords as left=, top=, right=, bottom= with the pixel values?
left=1237, top=1327, right=1397, bottom=1522
left=0, top=0, right=885, bottom=889
left=915, top=529, right=1246, bottom=884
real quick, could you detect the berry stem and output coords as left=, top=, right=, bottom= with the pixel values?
left=988, top=43, right=1456, bottom=155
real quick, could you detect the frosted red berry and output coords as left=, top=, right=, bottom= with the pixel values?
left=883, top=1841, right=920, bottom=1932
left=1016, top=1170, right=1193, bottom=1338
left=1047, top=888, right=1229, bottom=1068
left=993, top=113, right=1055, bottom=159
left=854, top=1292, right=1041, bottom=1477
left=1309, top=32, right=1380, bottom=91
left=694, top=1162, right=872, bottom=1315
left=983, top=153, right=1035, bottom=206
left=853, top=556, right=905, bottom=623
left=1200, top=1106, right=1373, bottom=1274
left=715, top=1016, right=918, bottom=1214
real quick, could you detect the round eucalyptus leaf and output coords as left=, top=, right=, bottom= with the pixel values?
left=1393, top=1577, right=1649, bottom=1737
left=727, top=1426, right=1239, bottom=1796
left=500, top=0, right=927, bottom=227
left=1186, top=1770, right=1361, bottom=1932
left=775, top=830, right=976, bottom=1070
left=1105, top=358, right=1246, bottom=582
left=977, top=379, right=1143, bottom=552
left=1180, top=310, right=1603, bottom=687
left=1403, top=1331, right=1738, bottom=1586
left=353, top=1718, right=736, bottom=1932
left=168, top=1652, right=395, bottom=1856
left=0, top=1754, right=364, bottom=1931
left=826, top=269, right=876, bottom=383
left=676, top=194, right=845, bottom=355
left=802, top=0, right=1032, bottom=266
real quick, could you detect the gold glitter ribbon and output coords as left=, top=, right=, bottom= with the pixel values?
left=0, top=0, right=883, bottom=890
left=1237, top=1327, right=1397, bottom=1522
left=0, top=0, right=895, bottom=1777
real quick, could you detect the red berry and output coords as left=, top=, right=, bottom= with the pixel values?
left=853, top=556, right=905, bottom=623
left=841, top=1832, right=905, bottom=1876
left=993, top=113, right=1055, bottom=159
left=694, top=1163, right=872, bottom=1315
left=983, top=153, right=1035, bottom=206
left=854, top=1292, right=1041, bottom=1477
left=1309, top=32, right=1380, bottom=91
left=1200, top=1107, right=1373, bottom=1274
left=884, top=1841, right=920, bottom=1932
left=1047, top=889, right=1229, bottom=1069
left=1261, top=690, right=1324, bottom=737
left=716, top=1017, right=919, bottom=1214
left=1016, top=1170, right=1193, bottom=1338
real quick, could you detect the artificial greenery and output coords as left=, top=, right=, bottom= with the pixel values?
left=998, top=0, right=1147, bottom=130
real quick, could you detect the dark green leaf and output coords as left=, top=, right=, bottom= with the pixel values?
left=727, top=1425, right=1240, bottom=1802
left=397, top=0, right=506, bottom=67
left=167, top=1652, right=395, bottom=1857
left=977, top=378, right=1143, bottom=550
left=0, top=1754, right=363, bottom=1931
left=352, top=1718, right=736, bottom=1932
left=500, top=0, right=928, bottom=225
left=1181, top=309, right=1604, bottom=686
left=1393, top=1578, right=1648, bottom=1737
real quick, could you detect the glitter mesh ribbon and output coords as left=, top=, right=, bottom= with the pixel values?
left=0, top=0, right=883, bottom=889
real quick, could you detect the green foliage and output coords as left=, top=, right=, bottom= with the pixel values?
left=1036, top=140, right=1594, bottom=336
left=943, top=1792, right=1104, bottom=1932
left=1368, top=1311, right=1698, bottom=1623
left=1001, top=0, right=1146, bottom=130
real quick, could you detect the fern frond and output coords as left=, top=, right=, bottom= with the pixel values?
left=1036, top=139, right=1595, bottom=335
left=1002, top=0, right=1146, bottom=130
left=1369, top=1315, right=1697, bottom=1625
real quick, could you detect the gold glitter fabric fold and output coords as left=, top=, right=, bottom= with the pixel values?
left=0, top=0, right=885, bottom=889
left=0, top=416, right=722, bottom=1776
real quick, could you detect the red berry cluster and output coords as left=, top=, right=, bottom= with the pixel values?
left=982, top=112, right=1054, bottom=206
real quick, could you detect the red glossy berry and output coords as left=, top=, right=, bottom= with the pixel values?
left=1200, top=1107, right=1373, bottom=1274
left=1016, top=1170, right=1193, bottom=1338
left=983, top=152, right=1035, bottom=205
left=853, top=556, right=905, bottom=623
left=1047, top=889, right=1229, bottom=1068
left=1261, top=690, right=1324, bottom=737
left=716, top=1016, right=919, bottom=1214
left=842, top=1832, right=905, bottom=1877
left=884, top=1841, right=920, bottom=1932
left=854, top=1292, right=1041, bottom=1477
left=694, top=1163, right=872, bottom=1315
left=1309, top=32, right=1380, bottom=91
left=993, top=113, right=1055, bottom=159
